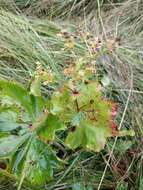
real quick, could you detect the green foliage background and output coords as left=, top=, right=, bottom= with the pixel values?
left=0, top=0, right=143, bottom=189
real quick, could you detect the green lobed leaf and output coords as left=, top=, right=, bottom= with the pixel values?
left=30, top=94, right=46, bottom=119
left=66, top=121, right=112, bottom=152
left=0, top=121, right=27, bottom=132
left=0, top=79, right=62, bottom=185
left=25, top=138, right=60, bottom=184
left=0, top=134, right=30, bottom=158
left=34, top=113, right=66, bottom=141
left=0, top=80, right=34, bottom=119
left=0, top=80, right=46, bottom=121
left=10, top=137, right=61, bottom=185
left=0, top=106, right=19, bottom=122
left=51, top=88, right=77, bottom=122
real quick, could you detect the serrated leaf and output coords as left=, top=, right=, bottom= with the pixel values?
left=51, top=88, right=77, bottom=122
left=34, top=113, right=65, bottom=141
left=0, top=134, right=29, bottom=157
left=66, top=126, right=85, bottom=149
left=84, top=124, right=110, bottom=152
left=77, top=82, right=102, bottom=105
left=8, top=136, right=31, bottom=175
left=66, top=121, right=111, bottom=152
left=0, top=80, right=46, bottom=121
left=0, top=95, right=17, bottom=106
left=25, top=138, right=60, bottom=184
left=51, top=90, right=71, bottom=115
left=0, top=80, right=34, bottom=119
left=0, top=121, right=27, bottom=132
left=11, top=137, right=61, bottom=185
left=0, top=79, right=62, bottom=185
left=0, top=106, right=19, bottom=122
left=30, top=95, right=46, bottom=119
left=71, top=112, right=84, bottom=126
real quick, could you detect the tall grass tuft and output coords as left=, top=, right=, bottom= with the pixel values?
left=0, top=1, right=143, bottom=189
left=0, top=10, right=87, bottom=83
